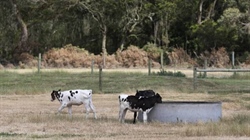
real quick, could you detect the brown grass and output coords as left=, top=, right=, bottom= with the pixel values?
left=0, top=91, right=249, bottom=140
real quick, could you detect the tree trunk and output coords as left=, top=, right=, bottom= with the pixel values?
left=206, top=0, right=217, bottom=20
left=154, top=21, right=159, bottom=45
left=198, top=0, right=204, bottom=24
left=119, top=36, right=125, bottom=52
left=102, top=25, right=107, bottom=68
left=9, top=0, right=28, bottom=49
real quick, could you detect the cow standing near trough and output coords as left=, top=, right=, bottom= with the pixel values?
left=119, top=91, right=162, bottom=124
left=133, top=90, right=157, bottom=123
left=50, top=89, right=97, bottom=119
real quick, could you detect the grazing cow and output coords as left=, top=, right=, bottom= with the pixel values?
left=118, top=93, right=162, bottom=124
left=51, top=89, right=97, bottom=119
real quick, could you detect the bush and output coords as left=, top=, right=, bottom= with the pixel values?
left=143, top=42, right=162, bottom=60
left=116, top=45, right=149, bottom=68
left=43, top=44, right=92, bottom=68
left=152, top=69, right=186, bottom=77
left=43, top=44, right=159, bottom=68
left=167, top=47, right=196, bottom=67
left=199, top=47, right=230, bottom=68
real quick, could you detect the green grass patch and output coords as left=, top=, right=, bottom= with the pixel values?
left=0, top=132, right=24, bottom=137
left=1, top=70, right=250, bottom=94
left=152, top=69, right=186, bottom=77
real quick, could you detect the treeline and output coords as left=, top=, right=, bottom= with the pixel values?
left=0, top=0, right=250, bottom=66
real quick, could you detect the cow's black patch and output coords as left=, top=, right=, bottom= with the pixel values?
left=75, top=91, right=78, bottom=93
left=68, top=96, right=71, bottom=101
left=135, top=90, right=156, bottom=98
left=56, top=94, right=60, bottom=99
left=126, top=93, right=162, bottom=124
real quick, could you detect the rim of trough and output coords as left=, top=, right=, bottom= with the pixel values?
left=159, top=101, right=222, bottom=104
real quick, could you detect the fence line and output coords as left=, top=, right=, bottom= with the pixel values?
left=36, top=53, right=154, bottom=93
left=193, top=67, right=250, bottom=90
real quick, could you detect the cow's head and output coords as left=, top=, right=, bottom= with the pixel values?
left=155, top=93, right=162, bottom=103
left=51, top=89, right=61, bottom=101
left=135, top=89, right=155, bottom=97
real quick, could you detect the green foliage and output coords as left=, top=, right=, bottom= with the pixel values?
left=1, top=0, right=250, bottom=65
left=143, top=42, right=162, bottom=59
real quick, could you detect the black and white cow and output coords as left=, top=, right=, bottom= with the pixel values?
left=133, top=89, right=157, bottom=123
left=51, top=89, right=97, bottom=119
left=135, top=89, right=156, bottom=98
left=118, top=93, right=162, bottom=123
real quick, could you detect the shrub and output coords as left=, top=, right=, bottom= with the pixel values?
left=167, top=47, right=195, bottom=66
left=199, top=47, right=230, bottom=68
left=43, top=44, right=92, bottom=68
left=116, top=45, right=149, bottom=68
left=143, top=42, right=162, bottom=60
left=152, top=69, right=186, bottom=77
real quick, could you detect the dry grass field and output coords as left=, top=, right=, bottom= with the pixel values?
left=0, top=68, right=250, bottom=139
left=0, top=90, right=250, bottom=140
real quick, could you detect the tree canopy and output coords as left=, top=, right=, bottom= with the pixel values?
left=0, top=0, right=250, bottom=65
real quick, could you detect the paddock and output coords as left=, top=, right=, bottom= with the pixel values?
left=0, top=92, right=249, bottom=139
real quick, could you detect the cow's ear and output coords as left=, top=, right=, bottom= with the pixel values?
left=58, top=89, right=61, bottom=91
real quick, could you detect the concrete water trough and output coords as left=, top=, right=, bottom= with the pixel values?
left=138, top=101, right=222, bottom=123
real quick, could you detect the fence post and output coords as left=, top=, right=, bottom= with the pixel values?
left=148, top=57, right=152, bottom=75
left=232, top=51, right=235, bottom=68
left=38, top=53, right=41, bottom=73
left=99, top=65, right=103, bottom=92
left=204, top=59, right=207, bottom=78
left=232, top=51, right=236, bottom=75
left=160, top=51, right=163, bottom=69
left=193, top=67, right=197, bottom=90
left=91, top=60, right=94, bottom=74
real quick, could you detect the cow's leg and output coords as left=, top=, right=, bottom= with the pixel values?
left=133, top=112, right=137, bottom=124
left=89, top=100, right=97, bottom=119
left=57, top=103, right=67, bottom=114
left=120, top=109, right=127, bottom=123
left=142, top=111, right=148, bottom=123
left=84, top=105, right=91, bottom=119
left=67, top=106, right=72, bottom=117
left=118, top=105, right=124, bottom=121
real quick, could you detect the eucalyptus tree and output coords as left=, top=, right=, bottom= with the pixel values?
left=0, top=0, right=34, bottom=63
left=0, top=0, right=14, bottom=62
left=117, top=0, right=146, bottom=51
left=75, top=0, right=117, bottom=67
left=143, top=0, right=177, bottom=51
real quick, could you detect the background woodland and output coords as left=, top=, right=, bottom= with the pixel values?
left=1, top=0, right=250, bottom=68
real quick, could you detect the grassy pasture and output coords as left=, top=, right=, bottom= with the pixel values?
left=0, top=70, right=250, bottom=139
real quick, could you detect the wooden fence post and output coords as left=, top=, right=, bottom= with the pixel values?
left=148, top=57, right=152, bottom=75
left=99, top=65, right=103, bottom=92
left=232, top=51, right=235, bottom=68
left=91, top=60, right=94, bottom=74
left=232, top=51, right=236, bottom=75
left=38, top=53, right=41, bottom=73
left=160, top=51, right=163, bottom=69
left=193, top=67, right=197, bottom=90
left=204, top=59, right=207, bottom=78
